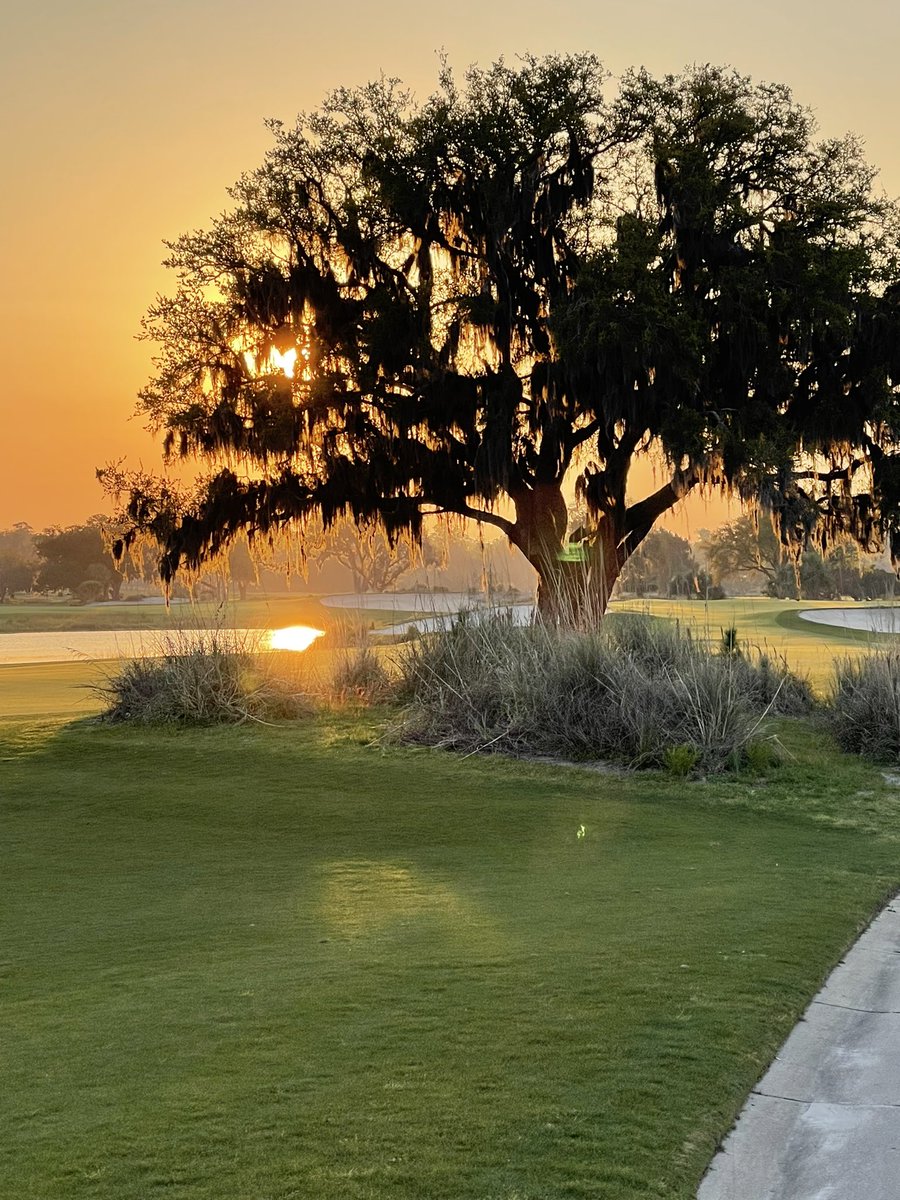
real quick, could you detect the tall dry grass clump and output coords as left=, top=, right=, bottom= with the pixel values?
left=331, top=643, right=392, bottom=702
left=826, top=651, right=900, bottom=762
left=393, top=614, right=810, bottom=772
left=96, top=630, right=311, bottom=725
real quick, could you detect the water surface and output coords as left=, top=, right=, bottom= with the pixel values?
left=0, top=629, right=292, bottom=666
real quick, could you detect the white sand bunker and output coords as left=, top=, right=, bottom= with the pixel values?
left=798, top=607, right=900, bottom=632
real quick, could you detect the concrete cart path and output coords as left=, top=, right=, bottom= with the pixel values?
left=698, top=897, right=900, bottom=1200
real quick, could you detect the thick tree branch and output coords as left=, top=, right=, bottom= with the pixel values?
left=570, top=418, right=604, bottom=449
left=793, top=459, right=866, bottom=482
left=622, top=470, right=699, bottom=555
left=422, top=504, right=517, bottom=539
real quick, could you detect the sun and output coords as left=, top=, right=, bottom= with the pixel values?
left=241, top=347, right=300, bottom=378
left=269, top=347, right=298, bottom=378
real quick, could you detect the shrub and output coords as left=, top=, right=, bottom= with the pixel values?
left=826, top=652, right=900, bottom=762
left=743, top=739, right=783, bottom=773
left=720, top=626, right=740, bottom=656
left=332, top=643, right=391, bottom=701
left=608, top=617, right=813, bottom=717
left=731, top=650, right=815, bottom=717
left=75, top=579, right=105, bottom=604
left=391, top=614, right=804, bottom=773
left=96, top=630, right=311, bottom=725
left=664, top=745, right=700, bottom=777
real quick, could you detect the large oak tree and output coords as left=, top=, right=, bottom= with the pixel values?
left=112, top=55, right=900, bottom=620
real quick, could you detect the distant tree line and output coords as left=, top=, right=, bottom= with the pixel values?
left=3, top=510, right=895, bottom=604
left=0, top=519, right=143, bottom=603
left=0, top=515, right=535, bottom=602
left=700, top=517, right=897, bottom=601
left=611, top=518, right=898, bottom=602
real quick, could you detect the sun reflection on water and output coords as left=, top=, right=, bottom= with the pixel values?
left=268, top=625, right=325, bottom=652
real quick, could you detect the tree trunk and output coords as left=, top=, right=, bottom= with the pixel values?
left=509, top=485, right=624, bottom=628
left=507, top=471, right=699, bottom=627
left=532, top=531, right=623, bottom=627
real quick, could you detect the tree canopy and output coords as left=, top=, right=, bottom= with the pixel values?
left=702, top=516, right=784, bottom=588
left=110, top=54, right=900, bottom=620
left=310, top=517, right=440, bottom=594
left=0, top=524, right=38, bottom=600
left=34, top=521, right=124, bottom=599
left=617, top=529, right=697, bottom=596
left=702, top=515, right=897, bottom=599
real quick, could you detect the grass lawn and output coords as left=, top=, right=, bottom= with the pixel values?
left=0, top=596, right=336, bottom=635
left=612, top=595, right=888, bottom=690
left=0, top=662, right=106, bottom=721
left=2, top=708, right=899, bottom=1199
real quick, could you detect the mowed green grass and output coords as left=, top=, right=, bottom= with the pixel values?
left=0, top=662, right=105, bottom=720
left=0, top=595, right=336, bottom=634
left=2, top=712, right=899, bottom=1199
left=612, top=595, right=891, bottom=690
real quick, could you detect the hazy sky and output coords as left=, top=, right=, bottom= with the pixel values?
left=2, top=0, right=898, bottom=537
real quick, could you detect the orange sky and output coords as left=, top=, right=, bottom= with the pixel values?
left=2, top=0, right=898, bottom=538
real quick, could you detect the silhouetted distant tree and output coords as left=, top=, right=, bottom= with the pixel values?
left=0, top=524, right=38, bottom=600
left=824, top=538, right=865, bottom=598
left=618, top=528, right=696, bottom=595
left=0, top=524, right=38, bottom=599
left=766, top=549, right=835, bottom=600
left=861, top=568, right=897, bottom=599
left=312, top=517, right=440, bottom=593
left=702, top=516, right=784, bottom=588
left=227, top=536, right=258, bottom=601
left=35, top=520, right=123, bottom=599
left=108, top=56, right=900, bottom=623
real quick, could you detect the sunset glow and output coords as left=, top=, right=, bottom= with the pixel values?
left=270, top=347, right=298, bottom=378
left=243, top=347, right=298, bottom=378
left=268, top=625, right=325, bottom=652
left=4, top=2, right=897, bottom=533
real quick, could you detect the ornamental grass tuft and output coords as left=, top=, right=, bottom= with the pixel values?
left=95, top=629, right=311, bottom=725
left=826, top=650, right=900, bottom=762
left=393, top=614, right=810, bottom=773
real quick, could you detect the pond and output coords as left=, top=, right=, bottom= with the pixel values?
left=0, top=627, right=324, bottom=666
left=321, top=591, right=493, bottom=613
left=0, top=592, right=533, bottom=665
left=319, top=591, right=533, bottom=637
left=375, top=603, right=535, bottom=638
